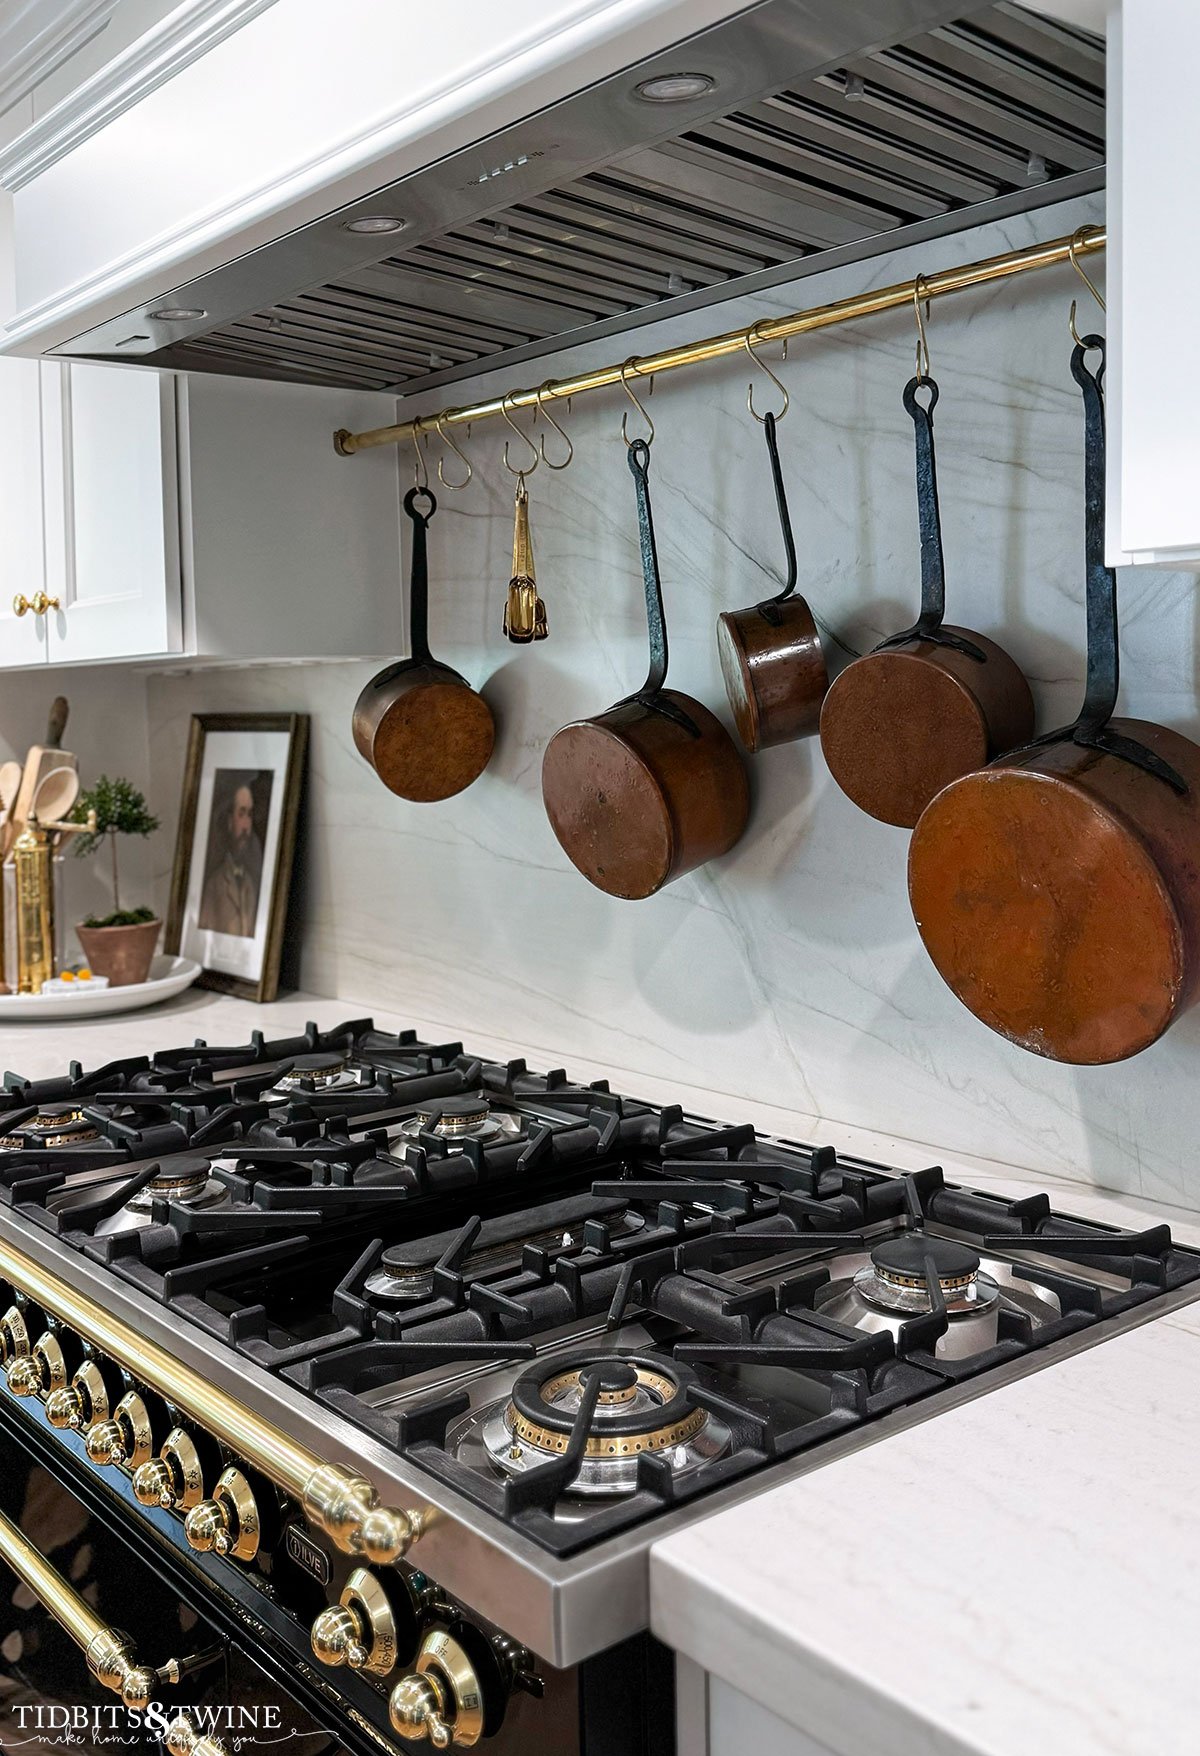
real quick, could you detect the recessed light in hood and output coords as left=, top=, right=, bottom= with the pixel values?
left=634, top=71, right=716, bottom=103
left=342, top=215, right=407, bottom=235
left=147, top=305, right=206, bottom=321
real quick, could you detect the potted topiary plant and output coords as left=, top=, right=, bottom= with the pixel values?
left=69, top=776, right=161, bottom=986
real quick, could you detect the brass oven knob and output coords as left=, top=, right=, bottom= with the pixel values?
left=84, top=1391, right=153, bottom=1468
left=184, top=1466, right=260, bottom=1561
left=132, top=1428, right=205, bottom=1511
left=164, top=1713, right=229, bottom=1756
left=311, top=1567, right=399, bottom=1675
left=7, top=1331, right=67, bottom=1397
left=46, top=1361, right=110, bottom=1430
left=390, top=1629, right=485, bottom=1749
left=0, top=1305, right=29, bottom=1364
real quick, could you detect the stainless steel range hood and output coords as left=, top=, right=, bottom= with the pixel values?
left=28, top=0, right=1103, bottom=395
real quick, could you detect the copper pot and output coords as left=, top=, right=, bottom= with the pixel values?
left=717, top=410, right=828, bottom=751
left=353, top=486, right=494, bottom=802
left=819, top=376, right=1034, bottom=828
left=542, top=439, right=749, bottom=899
left=909, top=337, right=1200, bottom=1065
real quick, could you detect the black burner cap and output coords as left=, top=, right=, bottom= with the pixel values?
left=282, top=1053, right=344, bottom=1075
left=871, top=1234, right=980, bottom=1281
left=152, top=1154, right=212, bottom=1184
left=590, top=1361, right=638, bottom=1395
left=423, top=1097, right=488, bottom=1120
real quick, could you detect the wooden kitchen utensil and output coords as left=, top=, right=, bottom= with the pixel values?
left=542, top=436, right=749, bottom=899
left=909, top=336, right=1200, bottom=1065
left=353, top=485, right=495, bottom=801
left=10, top=698, right=75, bottom=852
left=31, top=765, right=80, bottom=826
left=717, top=400, right=828, bottom=753
left=819, top=373, right=1034, bottom=827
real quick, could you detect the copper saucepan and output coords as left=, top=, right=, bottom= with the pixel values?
left=909, top=336, right=1200, bottom=1065
left=353, top=486, right=495, bottom=802
left=819, top=374, right=1034, bottom=827
left=542, top=438, right=749, bottom=899
left=717, top=408, right=829, bottom=752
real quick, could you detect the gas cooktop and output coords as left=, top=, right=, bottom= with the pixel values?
left=3, top=1016, right=1197, bottom=1572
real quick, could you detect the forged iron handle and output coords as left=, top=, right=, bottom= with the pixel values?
left=403, top=485, right=437, bottom=665
left=757, top=409, right=798, bottom=621
left=626, top=439, right=669, bottom=699
left=1072, top=336, right=1118, bottom=732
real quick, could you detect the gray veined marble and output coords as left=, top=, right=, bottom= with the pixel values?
left=127, top=188, right=1200, bottom=1215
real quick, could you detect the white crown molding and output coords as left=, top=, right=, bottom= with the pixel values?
left=0, top=0, right=279, bottom=190
left=0, top=1, right=120, bottom=119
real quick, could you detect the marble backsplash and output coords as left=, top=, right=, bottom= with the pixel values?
left=136, top=189, right=1200, bottom=1211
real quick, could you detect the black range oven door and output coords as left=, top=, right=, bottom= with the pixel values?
left=0, top=1417, right=339, bottom=1756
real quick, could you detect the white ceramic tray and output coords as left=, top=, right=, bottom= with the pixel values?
left=0, top=955, right=202, bottom=1020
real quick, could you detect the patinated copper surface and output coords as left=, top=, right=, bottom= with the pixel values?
left=717, top=597, right=828, bottom=753
left=819, top=630, right=1035, bottom=829
left=353, top=667, right=495, bottom=803
left=541, top=691, right=750, bottom=900
left=908, top=718, right=1200, bottom=1064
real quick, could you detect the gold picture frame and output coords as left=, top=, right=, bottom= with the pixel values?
left=164, top=712, right=308, bottom=1002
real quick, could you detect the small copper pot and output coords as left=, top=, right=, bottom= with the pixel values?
left=543, top=440, right=749, bottom=899
left=717, top=411, right=828, bottom=752
left=353, top=487, right=495, bottom=802
left=819, top=376, right=1034, bottom=828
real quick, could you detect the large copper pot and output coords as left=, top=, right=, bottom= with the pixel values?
left=909, top=338, right=1200, bottom=1064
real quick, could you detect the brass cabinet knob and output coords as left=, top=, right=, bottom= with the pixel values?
left=12, top=593, right=60, bottom=617
left=46, top=1361, right=110, bottom=1430
left=311, top=1568, right=401, bottom=1675
left=389, top=1630, right=485, bottom=1749
left=164, top=1713, right=229, bottom=1756
left=132, top=1428, right=205, bottom=1511
left=183, top=1466, right=259, bottom=1561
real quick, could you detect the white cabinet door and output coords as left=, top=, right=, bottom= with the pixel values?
left=0, top=354, right=49, bottom=669
left=1109, top=0, right=1200, bottom=565
left=42, top=360, right=181, bottom=662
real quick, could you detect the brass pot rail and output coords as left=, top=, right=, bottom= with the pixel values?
left=0, top=1236, right=427, bottom=1565
left=333, top=225, right=1105, bottom=458
left=0, top=1503, right=228, bottom=1756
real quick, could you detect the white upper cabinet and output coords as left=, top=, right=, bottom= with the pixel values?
left=1108, top=1, right=1200, bottom=566
left=40, top=359, right=180, bottom=663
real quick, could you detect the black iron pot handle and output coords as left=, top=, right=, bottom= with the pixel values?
left=403, top=484, right=437, bottom=667
left=755, top=410, right=798, bottom=626
left=619, top=440, right=700, bottom=735
left=1009, top=336, right=1187, bottom=793
left=875, top=376, right=985, bottom=663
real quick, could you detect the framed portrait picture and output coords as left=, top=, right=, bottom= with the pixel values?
left=165, top=712, right=308, bottom=1002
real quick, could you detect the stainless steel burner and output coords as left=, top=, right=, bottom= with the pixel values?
left=394, top=1095, right=523, bottom=1149
left=93, top=1156, right=228, bottom=1236
left=266, top=1054, right=364, bottom=1096
left=467, top=1354, right=732, bottom=1498
left=815, top=1233, right=1060, bottom=1360
left=0, top=1107, right=101, bottom=1149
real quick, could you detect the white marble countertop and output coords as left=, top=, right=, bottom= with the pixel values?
left=8, top=987, right=1200, bottom=1756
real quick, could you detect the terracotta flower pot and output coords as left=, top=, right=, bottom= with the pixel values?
left=74, top=917, right=161, bottom=987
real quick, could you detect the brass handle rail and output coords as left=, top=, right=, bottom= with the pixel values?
left=0, top=1237, right=426, bottom=1564
left=333, top=226, right=1105, bottom=458
left=0, top=1502, right=226, bottom=1756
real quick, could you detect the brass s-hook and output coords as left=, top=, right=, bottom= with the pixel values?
left=619, top=358, right=655, bottom=447
left=913, top=274, right=933, bottom=383
left=434, top=412, right=472, bottom=489
left=535, top=382, right=573, bottom=469
left=410, top=426, right=429, bottom=490
left=1067, top=227, right=1106, bottom=346
left=501, top=393, right=540, bottom=476
left=744, top=325, right=789, bottom=424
